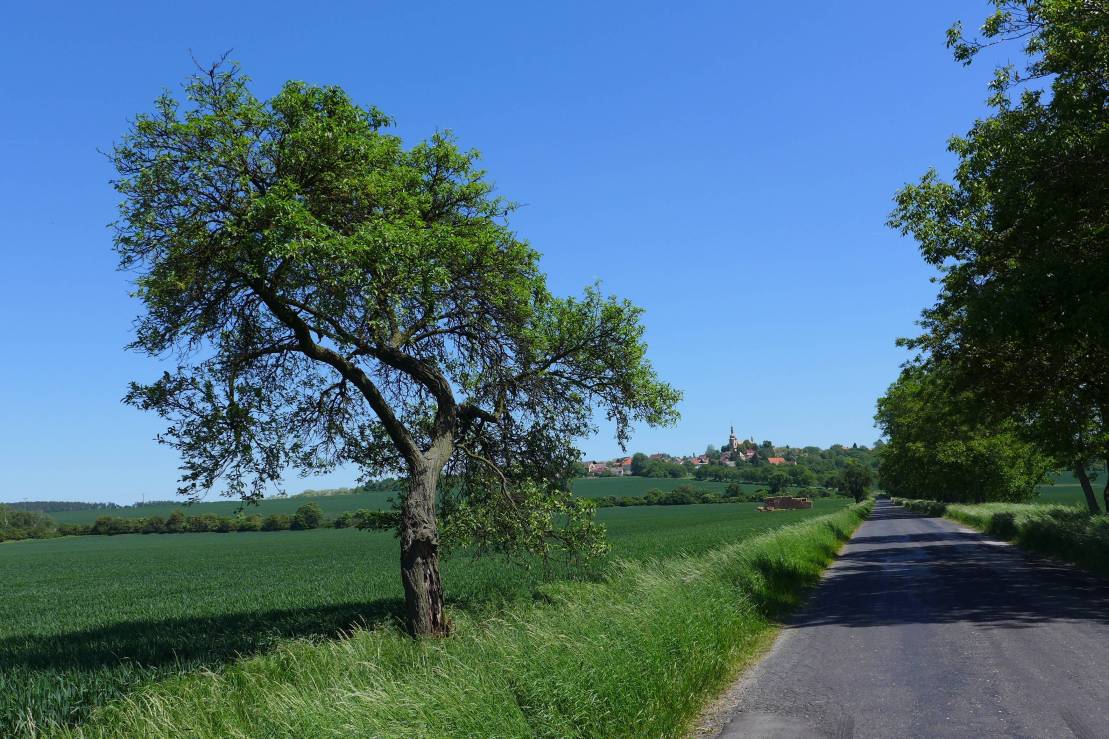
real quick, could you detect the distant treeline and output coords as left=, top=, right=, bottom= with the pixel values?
left=298, top=479, right=404, bottom=497
left=616, top=444, right=881, bottom=489
left=2, top=484, right=847, bottom=543
left=594, top=484, right=839, bottom=508
left=7, top=479, right=404, bottom=515
left=4, top=500, right=173, bottom=514
left=0, top=502, right=401, bottom=543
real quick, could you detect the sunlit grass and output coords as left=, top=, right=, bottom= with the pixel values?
left=0, top=499, right=851, bottom=735
left=67, top=502, right=870, bottom=738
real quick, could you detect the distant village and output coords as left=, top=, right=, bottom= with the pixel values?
left=585, top=426, right=803, bottom=477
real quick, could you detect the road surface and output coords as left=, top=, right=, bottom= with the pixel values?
left=712, top=499, right=1109, bottom=738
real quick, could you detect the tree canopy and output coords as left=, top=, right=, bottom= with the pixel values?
left=889, top=0, right=1108, bottom=511
left=875, top=364, right=1049, bottom=503
left=112, top=61, right=680, bottom=634
left=834, top=462, right=874, bottom=503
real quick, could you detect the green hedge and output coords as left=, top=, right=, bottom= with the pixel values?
left=893, top=498, right=1109, bottom=579
left=890, top=497, right=948, bottom=517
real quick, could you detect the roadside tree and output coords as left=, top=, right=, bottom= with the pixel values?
left=875, top=365, right=1049, bottom=503
left=835, top=463, right=873, bottom=503
left=889, top=0, right=1109, bottom=512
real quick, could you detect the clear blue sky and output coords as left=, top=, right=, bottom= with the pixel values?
left=0, top=1, right=1002, bottom=504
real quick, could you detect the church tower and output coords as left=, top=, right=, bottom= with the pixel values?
left=728, top=425, right=739, bottom=452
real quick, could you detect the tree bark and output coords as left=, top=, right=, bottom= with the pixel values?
left=1075, top=464, right=1101, bottom=515
left=400, top=454, right=450, bottom=637
left=1102, top=459, right=1109, bottom=516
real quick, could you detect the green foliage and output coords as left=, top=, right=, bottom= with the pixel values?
left=905, top=497, right=1109, bottom=579
left=186, top=514, right=221, bottom=533
left=768, top=470, right=789, bottom=495
left=641, top=458, right=688, bottom=478
left=0, top=505, right=56, bottom=542
left=4, top=501, right=140, bottom=515
left=876, top=365, right=1050, bottom=503
left=141, top=516, right=166, bottom=534
left=237, top=515, right=263, bottom=532
left=692, top=448, right=876, bottom=485
left=41, top=490, right=399, bottom=526
left=261, top=514, right=292, bottom=532
left=164, top=510, right=186, bottom=533
left=579, top=476, right=753, bottom=499
left=90, top=516, right=139, bottom=536
left=591, top=482, right=779, bottom=508
left=833, top=462, right=874, bottom=503
left=291, top=502, right=324, bottom=530
left=111, top=62, right=680, bottom=623
left=56, top=502, right=870, bottom=738
left=352, top=509, right=401, bottom=531
left=441, top=481, right=608, bottom=565
left=889, top=0, right=1109, bottom=510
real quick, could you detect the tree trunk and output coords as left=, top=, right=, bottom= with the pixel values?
left=1102, top=459, right=1109, bottom=516
left=400, top=457, right=449, bottom=637
left=1075, top=464, right=1101, bottom=515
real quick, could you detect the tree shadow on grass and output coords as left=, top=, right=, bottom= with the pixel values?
left=743, top=536, right=847, bottom=622
left=0, top=597, right=407, bottom=672
left=0, top=583, right=569, bottom=734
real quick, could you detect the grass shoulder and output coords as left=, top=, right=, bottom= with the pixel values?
left=890, top=497, right=1109, bottom=579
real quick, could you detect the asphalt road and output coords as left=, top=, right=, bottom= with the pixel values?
left=714, top=498, right=1109, bottom=739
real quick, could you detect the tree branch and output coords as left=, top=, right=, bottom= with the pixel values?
left=249, top=280, right=422, bottom=464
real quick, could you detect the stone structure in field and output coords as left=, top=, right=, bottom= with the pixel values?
left=762, top=496, right=813, bottom=510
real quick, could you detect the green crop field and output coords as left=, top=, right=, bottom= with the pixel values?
left=0, top=498, right=849, bottom=735
left=1036, top=484, right=1095, bottom=507
left=1032, top=468, right=1109, bottom=508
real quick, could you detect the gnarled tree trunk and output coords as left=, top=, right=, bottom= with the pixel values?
left=400, top=452, right=450, bottom=637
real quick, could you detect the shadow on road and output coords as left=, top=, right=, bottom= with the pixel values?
left=780, top=502, right=1109, bottom=631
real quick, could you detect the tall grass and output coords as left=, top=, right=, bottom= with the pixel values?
left=1, top=500, right=851, bottom=736
left=67, top=502, right=871, bottom=738
left=946, top=503, right=1109, bottom=577
left=893, top=498, right=1109, bottom=579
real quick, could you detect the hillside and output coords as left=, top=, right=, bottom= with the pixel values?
left=15, top=478, right=767, bottom=526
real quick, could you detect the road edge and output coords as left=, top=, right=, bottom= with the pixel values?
left=685, top=505, right=873, bottom=738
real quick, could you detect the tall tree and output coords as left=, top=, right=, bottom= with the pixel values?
left=835, top=462, right=874, bottom=503
left=889, top=0, right=1108, bottom=512
left=112, top=62, right=680, bottom=636
left=875, top=364, right=1050, bottom=503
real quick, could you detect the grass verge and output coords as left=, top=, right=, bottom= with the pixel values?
left=891, top=497, right=1109, bottom=578
left=65, top=502, right=871, bottom=738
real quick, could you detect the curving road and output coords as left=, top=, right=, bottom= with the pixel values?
left=712, top=499, right=1109, bottom=738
